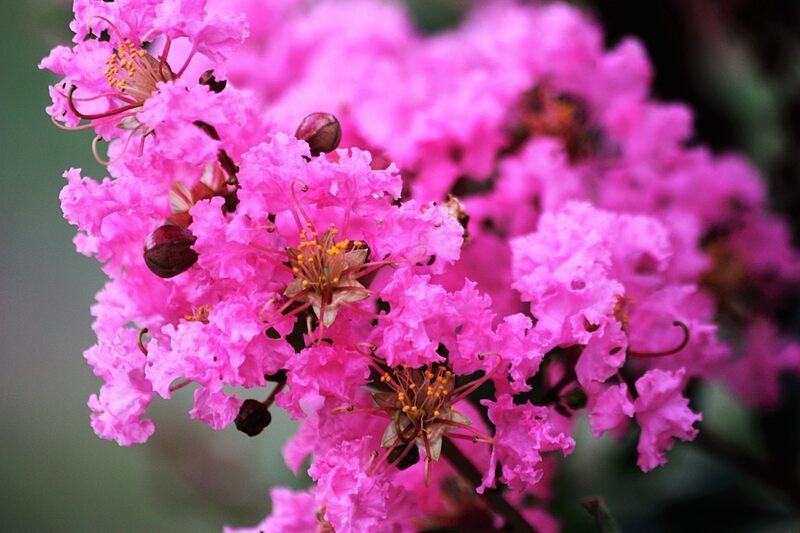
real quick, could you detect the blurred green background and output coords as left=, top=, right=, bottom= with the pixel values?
left=2, top=1, right=799, bottom=532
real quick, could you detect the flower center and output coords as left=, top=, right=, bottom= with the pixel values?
left=282, top=222, right=371, bottom=327
left=104, top=39, right=174, bottom=103
left=511, top=85, right=598, bottom=161
left=376, top=364, right=456, bottom=432
left=288, top=223, right=366, bottom=292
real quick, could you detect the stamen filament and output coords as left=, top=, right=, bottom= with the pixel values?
left=67, top=85, right=142, bottom=121
left=169, top=379, right=192, bottom=393
left=137, top=328, right=149, bottom=355
left=50, top=113, right=97, bottom=131
left=628, top=320, right=690, bottom=358
left=175, top=46, right=197, bottom=78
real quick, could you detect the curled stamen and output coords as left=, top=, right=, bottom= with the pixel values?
left=628, top=320, right=690, bottom=358
left=55, top=87, right=136, bottom=105
left=137, top=328, right=149, bottom=355
left=290, top=180, right=315, bottom=232
left=67, top=85, right=141, bottom=121
left=50, top=113, right=96, bottom=131
left=91, top=135, right=110, bottom=166
left=140, top=27, right=159, bottom=43
left=92, top=124, right=146, bottom=166
left=263, top=301, right=313, bottom=330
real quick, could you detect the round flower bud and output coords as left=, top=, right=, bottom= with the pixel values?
left=234, top=399, right=272, bottom=437
left=143, top=224, right=199, bottom=278
left=295, top=112, right=342, bottom=156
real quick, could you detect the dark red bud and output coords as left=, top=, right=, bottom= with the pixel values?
left=198, top=70, right=227, bottom=93
left=144, top=224, right=198, bottom=278
left=235, top=399, right=272, bottom=437
left=295, top=112, right=342, bottom=156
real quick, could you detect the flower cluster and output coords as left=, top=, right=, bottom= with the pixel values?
left=43, top=1, right=800, bottom=531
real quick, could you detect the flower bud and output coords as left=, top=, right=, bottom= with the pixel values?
left=295, top=112, right=342, bottom=156
left=144, top=224, right=198, bottom=278
left=198, top=70, right=227, bottom=93
left=234, top=399, right=272, bottom=437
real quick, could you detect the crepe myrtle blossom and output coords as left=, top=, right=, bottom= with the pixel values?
left=282, top=358, right=571, bottom=533
left=67, top=124, right=466, bottom=443
left=268, top=275, right=572, bottom=531
left=44, top=0, right=800, bottom=531
left=40, top=0, right=248, bottom=161
left=511, top=202, right=717, bottom=469
left=224, top=488, right=328, bottom=533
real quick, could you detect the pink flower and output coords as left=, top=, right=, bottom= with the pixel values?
left=373, top=271, right=494, bottom=371
left=493, top=313, right=548, bottom=393
left=42, top=0, right=249, bottom=151
left=84, top=329, right=155, bottom=446
left=510, top=202, right=625, bottom=349
left=309, top=436, right=416, bottom=533
left=481, top=395, right=575, bottom=493
left=724, top=319, right=800, bottom=409
left=634, top=368, right=701, bottom=471
left=152, top=0, right=249, bottom=68
left=588, top=383, right=635, bottom=438
left=60, top=168, right=166, bottom=275
left=277, top=344, right=371, bottom=419
left=225, top=488, right=320, bottom=533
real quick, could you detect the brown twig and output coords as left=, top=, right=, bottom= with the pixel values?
left=441, top=439, right=538, bottom=533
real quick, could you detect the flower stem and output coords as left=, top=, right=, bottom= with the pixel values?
left=441, top=439, right=537, bottom=533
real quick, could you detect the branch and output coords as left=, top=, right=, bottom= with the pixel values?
left=441, top=439, right=537, bottom=533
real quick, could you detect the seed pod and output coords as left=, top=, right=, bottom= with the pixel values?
left=143, top=224, right=198, bottom=278
left=295, top=112, right=342, bottom=156
left=198, top=70, right=227, bottom=93
left=235, top=399, right=272, bottom=437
